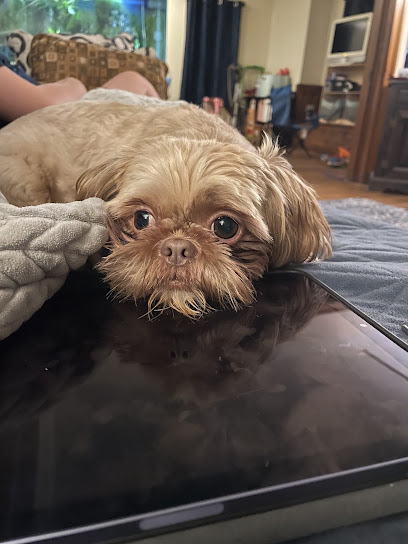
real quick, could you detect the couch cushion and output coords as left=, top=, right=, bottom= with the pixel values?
left=29, top=34, right=168, bottom=98
left=7, top=30, right=149, bottom=76
left=6, top=30, right=34, bottom=74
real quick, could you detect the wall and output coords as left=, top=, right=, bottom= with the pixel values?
left=265, top=0, right=312, bottom=88
left=166, top=0, right=187, bottom=100
left=237, top=0, right=274, bottom=68
left=301, top=0, right=333, bottom=84
left=330, top=0, right=345, bottom=22
left=299, top=0, right=346, bottom=85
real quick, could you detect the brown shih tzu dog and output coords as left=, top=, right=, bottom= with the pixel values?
left=0, top=101, right=331, bottom=317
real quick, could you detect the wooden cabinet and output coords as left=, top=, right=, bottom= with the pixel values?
left=369, top=79, right=408, bottom=194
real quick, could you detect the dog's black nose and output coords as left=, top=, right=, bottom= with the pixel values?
left=160, top=238, right=198, bottom=266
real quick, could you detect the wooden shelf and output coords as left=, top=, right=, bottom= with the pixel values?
left=324, top=91, right=361, bottom=96
left=320, top=120, right=356, bottom=127
left=327, top=62, right=365, bottom=69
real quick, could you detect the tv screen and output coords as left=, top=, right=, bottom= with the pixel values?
left=331, top=18, right=369, bottom=54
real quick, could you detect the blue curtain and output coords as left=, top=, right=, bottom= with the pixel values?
left=180, top=0, right=243, bottom=106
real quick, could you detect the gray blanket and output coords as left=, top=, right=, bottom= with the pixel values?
left=300, top=202, right=408, bottom=345
left=0, top=193, right=108, bottom=340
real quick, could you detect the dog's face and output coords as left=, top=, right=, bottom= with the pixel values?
left=77, top=137, right=331, bottom=318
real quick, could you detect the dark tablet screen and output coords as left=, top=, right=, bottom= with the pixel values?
left=0, top=271, right=407, bottom=542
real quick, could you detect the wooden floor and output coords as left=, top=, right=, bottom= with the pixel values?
left=288, top=151, right=408, bottom=210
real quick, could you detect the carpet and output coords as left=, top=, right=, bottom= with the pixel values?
left=323, top=198, right=408, bottom=229
left=299, top=199, right=408, bottom=346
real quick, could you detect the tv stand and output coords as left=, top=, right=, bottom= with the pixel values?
left=328, top=54, right=366, bottom=66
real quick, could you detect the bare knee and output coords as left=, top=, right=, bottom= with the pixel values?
left=37, top=77, right=87, bottom=106
left=56, top=77, right=87, bottom=97
left=102, top=71, right=160, bottom=98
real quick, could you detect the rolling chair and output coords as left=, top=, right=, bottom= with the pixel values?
left=271, top=84, right=321, bottom=158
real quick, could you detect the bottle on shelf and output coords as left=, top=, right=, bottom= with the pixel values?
left=245, top=98, right=256, bottom=143
left=256, top=98, right=272, bottom=124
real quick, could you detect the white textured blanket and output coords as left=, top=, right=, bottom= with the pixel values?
left=0, top=192, right=108, bottom=340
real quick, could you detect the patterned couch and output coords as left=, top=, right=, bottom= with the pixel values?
left=6, top=29, right=168, bottom=99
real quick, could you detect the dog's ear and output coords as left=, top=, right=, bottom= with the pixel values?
left=258, top=137, right=332, bottom=267
left=76, top=153, right=133, bottom=201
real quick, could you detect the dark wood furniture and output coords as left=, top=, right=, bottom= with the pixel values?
left=369, top=79, right=408, bottom=194
left=307, top=123, right=354, bottom=155
left=293, top=84, right=322, bottom=123
left=348, top=0, right=405, bottom=183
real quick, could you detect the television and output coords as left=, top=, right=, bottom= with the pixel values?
left=327, top=13, right=373, bottom=65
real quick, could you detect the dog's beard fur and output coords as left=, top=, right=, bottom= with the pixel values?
left=77, top=136, right=332, bottom=319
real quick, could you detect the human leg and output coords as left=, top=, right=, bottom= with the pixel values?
left=0, top=67, right=86, bottom=122
left=38, top=77, right=87, bottom=106
left=101, top=71, right=160, bottom=98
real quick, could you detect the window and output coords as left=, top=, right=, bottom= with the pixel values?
left=0, top=0, right=166, bottom=59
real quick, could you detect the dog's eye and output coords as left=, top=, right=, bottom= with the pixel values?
left=212, top=216, right=239, bottom=239
left=134, top=210, right=154, bottom=229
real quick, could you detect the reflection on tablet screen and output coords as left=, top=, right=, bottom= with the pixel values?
left=0, top=271, right=407, bottom=541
